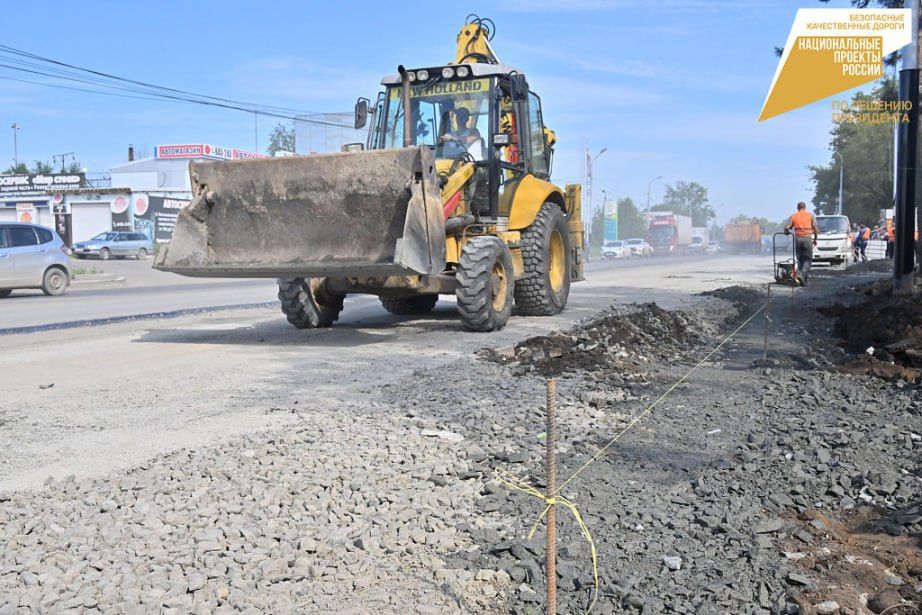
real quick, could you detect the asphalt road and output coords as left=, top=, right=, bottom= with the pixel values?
left=0, top=254, right=771, bottom=491
left=0, top=253, right=750, bottom=331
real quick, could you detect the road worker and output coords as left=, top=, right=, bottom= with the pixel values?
left=783, top=202, right=818, bottom=285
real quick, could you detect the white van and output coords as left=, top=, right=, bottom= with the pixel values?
left=814, top=215, right=852, bottom=265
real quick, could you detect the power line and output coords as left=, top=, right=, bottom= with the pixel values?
left=0, top=44, right=355, bottom=129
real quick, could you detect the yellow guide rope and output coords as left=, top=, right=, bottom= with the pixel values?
left=495, top=299, right=769, bottom=613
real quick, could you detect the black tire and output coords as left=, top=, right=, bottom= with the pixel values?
left=380, top=294, right=438, bottom=315
left=137, top=248, right=148, bottom=259
left=99, top=248, right=110, bottom=261
left=277, top=277, right=344, bottom=329
left=514, top=202, right=571, bottom=316
left=41, top=268, right=68, bottom=296
left=0, top=289, right=11, bottom=298
left=456, top=236, right=514, bottom=332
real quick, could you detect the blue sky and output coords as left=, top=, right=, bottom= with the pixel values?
left=0, top=0, right=866, bottom=223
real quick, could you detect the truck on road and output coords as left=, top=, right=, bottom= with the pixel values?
left=647, top=212, right=693, bottom=255
left=723, top=223, right=762, bottom=254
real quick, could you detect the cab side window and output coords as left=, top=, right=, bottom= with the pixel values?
left=527, top=92, right=548, bottom=177
left=9, top=227, right=38, bottom=247
left=36, top=228, right=53, bottom=244
left=0, top=228, right=8, bottom=249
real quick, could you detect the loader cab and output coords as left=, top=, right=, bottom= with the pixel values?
left=368, top=64, right=552, bottom=220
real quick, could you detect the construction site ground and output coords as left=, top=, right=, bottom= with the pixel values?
left=0, top=255, right=919, bottom=614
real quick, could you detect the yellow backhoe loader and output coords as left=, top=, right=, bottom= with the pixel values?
left=155, top=16, right=584, bottom=332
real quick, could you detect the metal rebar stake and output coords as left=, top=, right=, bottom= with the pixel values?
left=763, top=284, right=771, bottom=361
left=545, top=378, right=557, bottom=615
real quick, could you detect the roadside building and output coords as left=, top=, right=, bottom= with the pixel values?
left=0, top=143, right=262, bottom=246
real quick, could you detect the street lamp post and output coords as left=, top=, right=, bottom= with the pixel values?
left=10, top=123, right=20, bottom=168
left=645, top=175, right=663, bottom=213
left=832, top=150, right=844, bottom=216
left=586, top=147, right=608, bottom=218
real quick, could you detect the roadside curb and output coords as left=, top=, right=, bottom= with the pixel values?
left=69, top=274, right=127, bottom=290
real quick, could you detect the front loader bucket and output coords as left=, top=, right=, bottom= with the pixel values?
left=154, top=146, right=446, bottom=278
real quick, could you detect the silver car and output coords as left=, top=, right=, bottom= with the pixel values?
left=0, top=223, right=71, bottom=297
left=72, top=231, right=154, bottom=260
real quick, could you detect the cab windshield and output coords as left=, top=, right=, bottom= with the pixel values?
left=817, top=216, right=849, bottom=234
left=383, top=78, right=491, bottom=161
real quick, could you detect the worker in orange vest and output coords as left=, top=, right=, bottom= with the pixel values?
left=783, top=202, right=818, bottom=285
left=855, top=223, right=870, bottom=263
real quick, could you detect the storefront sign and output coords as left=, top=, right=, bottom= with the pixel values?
left=0, top=173, right=85, bottom=198
left=16, top=202, right=35, bottom=223
left=111, top=196, right=131, bottom=231
left=154, top=144, right=265, bottom=161
left=134, top=195, right=190, bottom=242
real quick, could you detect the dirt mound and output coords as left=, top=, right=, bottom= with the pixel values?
left=702, top=285, right=767, bottom=307
left=821, top=287, right=922, bottom=382
left=789, top=506, right=922, bottom=614
left=845, top=259, right=893, bottom=275
left=490, top=303, right=701, bottom=376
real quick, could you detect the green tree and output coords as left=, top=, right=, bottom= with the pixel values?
left=589, top=207, right=604, bottom=257
left=808, top=79, right=895, bottom=225
left=267, top=122, right=295, bottom=156
left=65, top=161, right=83, bottom=174
left=652, top=180, right=714, bottom=226
left=3, top=162, right=28, bottom=174
left=617, top=197, right=647, bottom=239
left=31, top=160, right=53, bottom=174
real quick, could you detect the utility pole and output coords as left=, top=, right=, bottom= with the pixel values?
left=586, top=147, right=608, bottom=218
left=10, top=123, right=19, bottom=168
left=646, top=175, right=663, bottom=213
left=893, top=0, right=920, bottom=294
left=52, top=152, right=74, bottom=173
left=832, top=150, right=844, bottom=216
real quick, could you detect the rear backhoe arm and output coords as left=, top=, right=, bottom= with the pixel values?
left=453, top=16, right=500, bottom=65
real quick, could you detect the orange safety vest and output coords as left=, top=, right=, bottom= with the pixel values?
left=861, top=227, right=871, bottom=241
left=790, top=211, right=814, bottom=237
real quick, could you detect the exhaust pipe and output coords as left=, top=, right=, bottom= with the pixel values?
left=398, top=65, right=413, bottom=148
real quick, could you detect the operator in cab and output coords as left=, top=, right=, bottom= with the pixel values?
left=440, top=108, right=482, bottom=149
left=783, top=201, right=818, bottom=286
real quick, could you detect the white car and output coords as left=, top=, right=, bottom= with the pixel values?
left=625, top=238, right=653, bottom=257
left=601, top=240, right=627, bottom=259
left=706, top=241, right=721, bottom=254
left=814, top=215, right=852, bottom=265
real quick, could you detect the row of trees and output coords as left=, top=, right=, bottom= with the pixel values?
left=3, top=160, right=83, bottom=175
left=588, top=180, right=715, bottom=254
left=808, top=79, right=896, bottom=226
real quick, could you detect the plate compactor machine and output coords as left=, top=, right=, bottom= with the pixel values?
left=155, top=16, right=584, bottom=332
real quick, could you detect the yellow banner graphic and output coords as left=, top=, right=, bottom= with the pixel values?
left=760, top=9, right=911, bottom=121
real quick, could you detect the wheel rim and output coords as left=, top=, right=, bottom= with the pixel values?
left=139, top=249, right=147, bottom=258
left=49, top=273, right=64, bottom=291
left=101, top=249, right=109, bottom=260
left=548, top=229, right=566, bottom=293
left=490, top=260, right=508, bottom=312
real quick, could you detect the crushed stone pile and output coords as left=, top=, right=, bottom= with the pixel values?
left=821, top=282, right=922, bottom=382
left=490, top=287, right=765, bottom=378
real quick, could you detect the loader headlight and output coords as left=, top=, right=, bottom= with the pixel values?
left=416, top=69, right=429, bottom=81
left=407, top=71, right=417, bottom=82
left=456, top=66, right=470, bottom=78
left=442, top=67, right=455, bottom=79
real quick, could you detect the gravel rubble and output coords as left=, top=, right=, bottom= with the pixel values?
left=1, top=273, right=918, bottom=614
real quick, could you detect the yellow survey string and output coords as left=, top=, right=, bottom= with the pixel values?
left=494, top=468, right=600, bottom=614
left=553, top=301, right=768, bottom=496
left=494, top=299, right=771, bottom=612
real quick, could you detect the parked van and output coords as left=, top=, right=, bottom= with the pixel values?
left=814, top=215, right=852, bottom=266
left=0, top=223, right=71, bottom=297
